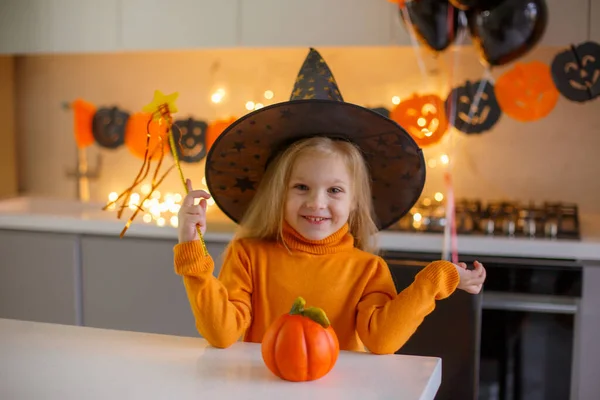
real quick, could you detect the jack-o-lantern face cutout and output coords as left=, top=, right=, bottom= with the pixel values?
left=390, top=94, right=448, bottom=147
left=551, top=41, right=600, bottom=102
left=445, top=80, right=502, bottom=134
left=92, top=107, right=130, bottom=149
left=173, top=118, right=207, bottom=163
left=495, top=61, right=559, bottom=122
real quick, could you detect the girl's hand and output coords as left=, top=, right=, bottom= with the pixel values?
left=177, top=179, right=211, bottom=244
left=454, top=261, right=486, bottom=294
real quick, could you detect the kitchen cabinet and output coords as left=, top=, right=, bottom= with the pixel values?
left=573, top=265, right=600, bottom=400
left=239, top=0, right=396, bottom=47
left=120, top=0, right=238, bottom=51
left=0, top=230, right=80, bottom=325
left=49, top=0, right=119, bottom=53
left=0, top=0, right=118, bottom=54
left=0, top=0, right=53, bottom=54
left=80, top=235, right=227, bottom=338
left=591, top=0, right=600, bottom=42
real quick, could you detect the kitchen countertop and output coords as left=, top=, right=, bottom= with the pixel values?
left=1, top=196, right=600, bottom=261
left=0, top=318, right=441, bottom=400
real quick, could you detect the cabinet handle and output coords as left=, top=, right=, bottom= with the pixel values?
left=482, top=291, right=579, bottom=314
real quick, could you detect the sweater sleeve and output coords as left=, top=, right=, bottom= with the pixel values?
left=173, top=239, right=253, bottom=348
left=356, top=258, right=460, bottom=355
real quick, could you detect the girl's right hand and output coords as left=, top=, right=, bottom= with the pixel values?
left=178, top=179, right=212, bottom=244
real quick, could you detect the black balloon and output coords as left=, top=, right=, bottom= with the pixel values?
left=401, top=0, right=460, bottom=52
left=450, top=0, right=497, bottom=10
left=468, top=0, right=548, bottom=66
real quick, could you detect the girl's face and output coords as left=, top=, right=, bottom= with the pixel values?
left=284, top=152, right=353, bottom=241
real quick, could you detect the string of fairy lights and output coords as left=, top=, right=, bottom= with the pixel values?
left=106, top=90, right=450, bottom=229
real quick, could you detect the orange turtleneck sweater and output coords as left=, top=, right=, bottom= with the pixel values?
left=173, top=223, right=459, bottom=355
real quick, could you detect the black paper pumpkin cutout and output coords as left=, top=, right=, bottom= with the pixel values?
left=551, top=41, right=600, bottom=102
left=173, top=118, right=207, bottom=163
left=445, top=80, right=502, bottom=134
left=92, top=107, right=129, bottom=149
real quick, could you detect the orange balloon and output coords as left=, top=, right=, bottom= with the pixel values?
left=494, top=61, right=559, bottom=122
left=206, top=117, right=237, bottom=152
left=390, top=93, right=449, bottom=147
left=72, top=99, right=96, bottom=148
left=125, top=112, right=170, bottom=161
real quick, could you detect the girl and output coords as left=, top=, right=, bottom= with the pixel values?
left=173, top=48, right=486, bottom=355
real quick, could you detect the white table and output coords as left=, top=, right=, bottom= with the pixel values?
left=0, top=318, right=441, bottom=399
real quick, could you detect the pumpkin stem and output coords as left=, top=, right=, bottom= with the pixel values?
left=289, top=297, right=331, bottom=329
left=290, top=297, right=306, bottom=315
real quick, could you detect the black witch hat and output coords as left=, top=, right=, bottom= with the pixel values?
left=205, top=48, right=426, bottom=230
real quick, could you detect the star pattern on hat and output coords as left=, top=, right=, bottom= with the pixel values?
left=233, top=141, right=245, bottom=152
left=234, top=176, right=256, bottom=192
left=289, top=48, right=344, bottom=102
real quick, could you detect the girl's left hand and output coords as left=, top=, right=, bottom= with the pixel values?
left=454, top=261, right=486, bottom=294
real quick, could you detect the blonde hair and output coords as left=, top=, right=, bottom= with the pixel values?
left=235, top=136, right=379, bottom=253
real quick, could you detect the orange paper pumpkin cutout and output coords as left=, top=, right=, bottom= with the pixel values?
left=495, top=61, right=559, bottom=122
left=124, top=112, right=170, bottom=161
left=206, top=117, right=237, bottom=152
left=390, top=93, right=449, bottom=147
left=72, top=99, right=96, bottom=149
left=261, top=297, right=339, bottom=382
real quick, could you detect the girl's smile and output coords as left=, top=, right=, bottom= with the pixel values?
left=285, top=153, right=353, bottom=241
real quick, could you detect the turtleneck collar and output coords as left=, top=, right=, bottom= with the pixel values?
left=280, top=221, right=355, bottom=255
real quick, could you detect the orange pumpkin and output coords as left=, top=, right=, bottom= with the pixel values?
left=124, top=112, right=170, bottom=161
left=494, top=61, right=559, bottom=122
left=206, top=117, right=236, bottom=152
left=261, top=297, right=339, bottom=382
left=390, top=93, right=449, bottom=147
left=72, top=99, right=96, bottom=148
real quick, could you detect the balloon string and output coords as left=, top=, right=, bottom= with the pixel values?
left=399, top=4, right=430, bottom=88
left=442, top=9, right=469, bottom=263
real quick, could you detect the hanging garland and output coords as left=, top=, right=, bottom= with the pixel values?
left=68, top=40, right=599, bottom=157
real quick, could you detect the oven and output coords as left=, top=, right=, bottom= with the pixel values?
left=382, top=250, right=583, bottom=400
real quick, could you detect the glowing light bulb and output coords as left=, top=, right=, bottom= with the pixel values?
left=254, top=103, right=264, bottom=110
left=413, top=213, right=422, bottom=222
left=143, top=214, right=152, bottom=223
left=170, top=216, right=178, bottom=228
left=108, top=192, right=118, bottom=202
left=245, top=101, right=255, bottom=111
left=157, top=217, right=166, bottom=227
left=434, top=192, right=444, bottom=202
left=211, top=88, right=225, bottom=103
left=151, top=191, right=161, bottom=199
left=417, top=118, right=427, bottom=127
left=264, top=90, right=274, bottom=99
left=392, top=96, right=401, bottom=105
left=440, top=154, right=449, bottom=164
left=423, top=198, right=432, bottom=206
left=141, top=184, right=152, bottom=195
left=174, top=193, right=182, bottom=203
